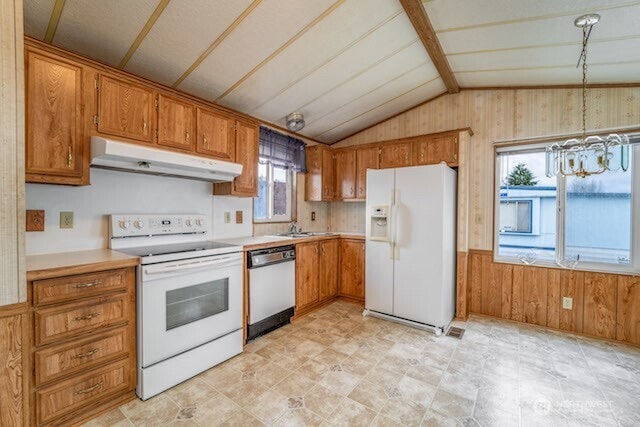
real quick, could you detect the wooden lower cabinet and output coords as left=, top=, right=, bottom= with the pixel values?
left=295, top=242, right=320, bottom=312
left=29, top=267, right=136, bottom=426
left=319, top=239, right=339, bottom=302
left=339, top=239, right=365, bottom=301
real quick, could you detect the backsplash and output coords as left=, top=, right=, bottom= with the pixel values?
left=26, top=169, right=220, bottom=255
left=330, top=202, right=366, bottom=233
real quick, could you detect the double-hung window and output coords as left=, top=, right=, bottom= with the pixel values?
left=495, top=141, right=639, bottom=273
left=253, top=127, right=306, bottom=223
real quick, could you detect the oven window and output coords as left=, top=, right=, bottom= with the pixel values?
left=166, top=279, right=229, bottom=330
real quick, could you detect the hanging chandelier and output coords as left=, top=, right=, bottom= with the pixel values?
left=545, top=14, right=630, bottom=178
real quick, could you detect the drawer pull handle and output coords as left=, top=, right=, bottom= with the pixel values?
left=75, top=381, right=103, bottom=395
left=75, top=281, right=101, bottom=289
left=71, top=347, right=101, bottom=359
left=74, top=312, right=101, bottom=321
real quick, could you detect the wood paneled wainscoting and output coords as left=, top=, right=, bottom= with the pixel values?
left=458, top=250, right=640, bottom=346
left=0, top=302, right=29, bottom=426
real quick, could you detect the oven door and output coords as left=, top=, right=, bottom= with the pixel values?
left=139, top=252, right=243, bottom=367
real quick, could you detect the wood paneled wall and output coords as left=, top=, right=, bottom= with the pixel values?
left=0, top=303, right=28, bottom=425
left=464, top=250, right=640, bottom=345
left=333, top=88, right=640, bottom=250
left=0, top=0, right=26, bottom=305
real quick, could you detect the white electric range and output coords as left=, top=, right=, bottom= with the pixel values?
left=109, top=214, right=243, bottom=400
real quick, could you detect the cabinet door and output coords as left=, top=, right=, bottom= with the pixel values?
left=305, top=146, right=323, bottom=201
left=26, top=52, right=84, bottom=181
left=379, top=142, right=412, bottom=169
left=335, top=150, right=356, bottom=200
left=233, top=120, right=259, bottom=196
left=415, top=134, right=458, bottom=166
left=340, top=240, right=365, bottom=300
left=98, top=75, right=154, bottom=143
left=158, top=94, right=195, bottom=151
left=319, top=239, right=339, bottom=301
left=321, top=149, right=335, bottom=200
left=196, top=108, right=235, bottom=161
left=356, top=147, right=379, bottom=199
left=296, top=243, right=319, bottom=311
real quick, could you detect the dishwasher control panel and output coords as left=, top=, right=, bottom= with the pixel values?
left=247, top=245, right=296, bottom=269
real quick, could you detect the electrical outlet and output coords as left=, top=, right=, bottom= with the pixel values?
left=311, top=211, right=316, bottom=221
left=224, top=212, right=231, bottom=224
left=562, top=297, right=573, bottom=310
left=60, top=211, right=74, bottom=229
left=235, top=211, right=243, bottom=224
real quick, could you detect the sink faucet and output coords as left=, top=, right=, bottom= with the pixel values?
left=287, top=221, right=299, bottom=234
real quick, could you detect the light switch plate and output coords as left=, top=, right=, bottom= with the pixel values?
left=562, top=297, right=573, bottom=310
left=224, top=212, right=231, bottom=224
left=235, top=211, right=243, bottom=224
left=26, top=210, right=45, bottom=232
left=60, top=211, right=74, bottom=229
left=311, top=211, right=316, bottom=221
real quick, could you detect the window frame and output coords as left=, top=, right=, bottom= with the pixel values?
left=253, top=158, right=296, bottom=224
left=499, top=199, right=533, bottom=234
left=494, top=143, right=640, bottom=274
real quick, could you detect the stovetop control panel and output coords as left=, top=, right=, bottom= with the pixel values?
left=110, top=214, right=208, bottom=238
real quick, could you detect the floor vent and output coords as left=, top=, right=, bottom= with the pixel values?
left=446, top=327, right=465, bottom=339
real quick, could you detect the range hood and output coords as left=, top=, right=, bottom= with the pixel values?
left=90, top=136, right=242, bottom=182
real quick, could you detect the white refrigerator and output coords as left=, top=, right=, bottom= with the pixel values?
left=365, top=163, right=457, bottom=334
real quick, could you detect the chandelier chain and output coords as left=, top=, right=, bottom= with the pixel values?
left=581, top=24, right=588, bottom=142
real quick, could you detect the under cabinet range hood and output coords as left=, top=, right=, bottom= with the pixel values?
left=90, top=137, right=242, bottom=182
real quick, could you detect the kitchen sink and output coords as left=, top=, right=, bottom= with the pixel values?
left=275, top=231, right=336, bottom=238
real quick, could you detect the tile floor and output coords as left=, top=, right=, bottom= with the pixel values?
left=85, top=300, right=640, bottom=426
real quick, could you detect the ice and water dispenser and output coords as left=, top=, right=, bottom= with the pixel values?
left=369, top=205, right=389, bottom=241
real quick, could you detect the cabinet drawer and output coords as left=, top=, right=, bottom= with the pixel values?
left=36, top=359, right=131, bottom=425
left=35, top=327, right=130, bottom=386
left=35, top=294, right=129, bottom=346
left=33, top=269, right=129, bottom=306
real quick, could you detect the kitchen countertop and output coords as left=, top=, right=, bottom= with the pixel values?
left=27, top=249, right=140, bottom=281
left=220, top=232, right=365, bottom=251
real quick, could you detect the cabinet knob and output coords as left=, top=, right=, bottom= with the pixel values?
left=142, top=121, right=147, bottom=133
left=203, top=135, right=208, bottom=147
left=350, top=187, right=354, bottom=195
left=185, top=130, right=191, bottom=143
left=67, top=146, right=73, bottom=168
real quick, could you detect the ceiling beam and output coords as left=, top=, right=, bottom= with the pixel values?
left=399, top=0, right=459, bottom=93
left=44, top=0, right=66, bottom=42
left=118, top=0, right=171, bottom=69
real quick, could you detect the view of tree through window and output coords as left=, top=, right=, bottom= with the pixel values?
left=497, top=147, right=634, bottom=268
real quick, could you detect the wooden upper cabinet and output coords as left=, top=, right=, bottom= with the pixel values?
left=157, top=94, right=195, bottom=151
left=379, top=141, right=413, bottom=169
left=319, top=239, right=339, bottom=302
left=26, top=51, right=85, bottom=184
left=355, top=146, right=379, bottom=199
left=415, top=133, right=458, bottom=166
left=305, top=145, right=335, bottom=201
left=339, top=239, right=365, bottom=301
left=97, top=75, right=155, bottom=143
left=196, top=108, right=235, bottom=161
left=214, top=120, right=259, bottom=197
left=335, top=150, right=356, bottom=200
left=296, top=242, right=320, bottom=311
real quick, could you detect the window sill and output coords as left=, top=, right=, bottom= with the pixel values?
left=493, top=256, right=640, bottom=276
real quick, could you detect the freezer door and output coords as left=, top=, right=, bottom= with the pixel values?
left=365, top=168, right=395, bottom=315
left=392, top=164, right=456, bottom=328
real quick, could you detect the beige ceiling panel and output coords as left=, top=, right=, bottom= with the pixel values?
left=23, top=0, right=55, bottom=39
left=449, top=37, right=640, bottom=72
left=221, top=0, right=403, bottom=112
left=456, top=63, right=640, bottom=87
left=124, top=0, right=254, bottom=86
left=300, top=43, right=430, bottom=125
left=253, top=14, right=424, bottom=122
left=424, top=0, right=637, bottom=31
left=51, top=0, right=161, bottom=66
left=305, top=62, right=438, bottom=136
left=438, top=5, right=640, bottom=54
left=317, top=78, right=446, bottom=142
left=177, top=0, right=336, bottom=101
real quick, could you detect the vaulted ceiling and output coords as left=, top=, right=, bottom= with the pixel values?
left=23, top=0, right=640, bottom=143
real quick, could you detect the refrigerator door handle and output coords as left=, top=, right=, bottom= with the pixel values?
left=393, top=189, right=400, bottom=260
left=389, top=190, right=396, bottom=259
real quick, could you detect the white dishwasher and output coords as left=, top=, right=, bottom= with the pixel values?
left=247, top=245, right=296, bottom=340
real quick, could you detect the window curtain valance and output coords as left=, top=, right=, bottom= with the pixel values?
left=259, top=126, right=307, bottom=173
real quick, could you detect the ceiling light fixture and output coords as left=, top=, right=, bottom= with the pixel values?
left=286, top=112, right=305, bottom=132
left=545, top=14, right=630, bottom=178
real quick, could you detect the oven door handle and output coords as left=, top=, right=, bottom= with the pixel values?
left=143, top=256, right=242, bottom=276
